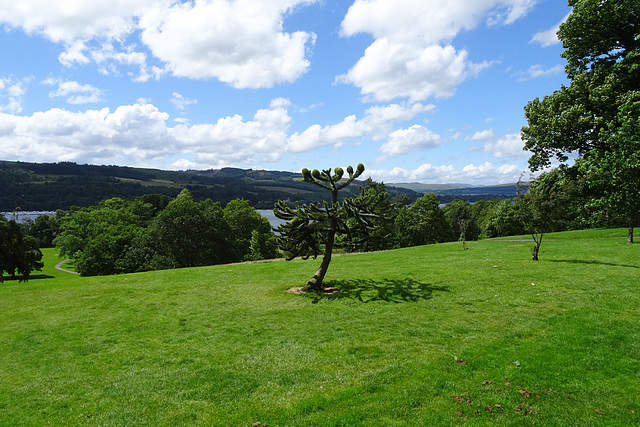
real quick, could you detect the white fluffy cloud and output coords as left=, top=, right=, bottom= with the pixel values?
left=0, top=77, right=30, bottom=114
left=287, top=103, right=434, bottom=153
left=367, top=162, right=522, bottom=185
left=469, top=131, right=529, bottom=158
left=0, top=0, right=317, bottom=88
left=337, top=41, right=489, bottom=102
left=339, top=0, right=538, bottom=102
left=139, top=0, right=317, bottom=88
left=530, top=12, right=570, bottom=47
left=0, top=104, right=176, bottom=164
left=0, top=0, right=152, bottom=43
left=43, top=78, right=103, bottom=104
left=379, top=125, right=441, bottom=156
left=0, top=99, right=442, bottom=169
left=513, top=64, right=563, bottom=81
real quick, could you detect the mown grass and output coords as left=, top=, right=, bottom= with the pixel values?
left=1, top=228, right=639, bottom=426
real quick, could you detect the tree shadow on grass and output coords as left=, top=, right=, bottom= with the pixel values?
left=546, top=259, right=640, bottom=269
left=1, top=273, right=55, bottom=283
left=307, top=278, right=449, bottom=304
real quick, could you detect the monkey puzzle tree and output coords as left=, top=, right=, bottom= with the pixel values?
left=274, top=164, right=388, bottom=292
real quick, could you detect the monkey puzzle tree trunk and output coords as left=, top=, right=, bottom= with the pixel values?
left=273, top=164, right=366, bottom=292
left=302, top=218, right=337, bottom=292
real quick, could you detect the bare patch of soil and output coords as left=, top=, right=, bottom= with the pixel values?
left=287, top=286, right=340, bottom=295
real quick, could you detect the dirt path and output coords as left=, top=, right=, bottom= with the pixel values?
left=55, top=259, right=79, bottom=275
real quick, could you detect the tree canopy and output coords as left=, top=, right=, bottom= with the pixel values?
left=522, top=0, right=640, bottom=241
left=55, top=191, right=278, bottom=276
left=0, top=216, right=43, bottom=283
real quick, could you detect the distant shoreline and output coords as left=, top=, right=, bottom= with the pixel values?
left=1, top=211, right=55, bottom=223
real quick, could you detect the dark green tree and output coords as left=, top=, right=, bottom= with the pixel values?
left=140, top=189, right=235, bottom=269
left=54, top=198, right=141, bottom=276
left=444, top=199, right=481, bottom=247
left=394, top=193, right=451, bottom=247
left=483, top=200, right=525, bottom=238
left=0, top=216, right=43, bottom=282
left=522, top=0, right=640, bottom=242
left=274, top=164, right=374, bottom=292
left=27, top=213, right=61, bottom=248
left=223, top=198, right=277, bottom=261
left=339, top=178, right=397, bottom=252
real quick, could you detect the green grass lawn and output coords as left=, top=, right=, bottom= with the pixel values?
left=1, top=229, right=639, bottom=426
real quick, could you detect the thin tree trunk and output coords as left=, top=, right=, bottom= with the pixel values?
left=628, top=225, right=634, bottom=244
left=531, top=233, right=543, bottom=261
left=302, top=221, right=336, bottom=292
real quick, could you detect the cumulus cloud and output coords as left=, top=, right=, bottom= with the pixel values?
left=43, top=78, right=103, bottom=104
left=287, top=102, right=435, bottom=153
left=337, top=41, right=490, bottom=102
left=379, top=125, right=441, bottom=156
left=139, top=0, right=317, bottom=88
left=531, top=12, right=570, bottom=47
left=0, top=0, right=151, bottom=43
left=469, top=131, right=529, bottom=158
left=0, top=0, right=317, bottom=87
left=170, top=92, right=197, bottom=111
left=0, top=100, right=290, bottom=168
left=0, top=77, right=30, bottom=114
left=367, top=162, right=522, bottom=185
left=512, top=64, right=563, bottom=81
left=339, top=0, right=538, bottom=102
left=467, top=129, right=495, bottom=141
left=0, top=98, right=441, bottom=169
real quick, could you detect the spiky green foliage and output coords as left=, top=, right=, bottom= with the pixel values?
left=275, top=164, right=390, bottom=290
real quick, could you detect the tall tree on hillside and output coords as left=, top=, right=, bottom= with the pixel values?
left=143, top=189, right=235, bottom=269
left=0, top=216, right=43, bottom=282
left=394, top=193, right=451, bottom=247
left=521, top=0, right=640, bottom=242
left=223, top=198, right=278, bottom=261
left=275, top=164, right=389, bottom=292
left=54, top=198, right=142, bottom=276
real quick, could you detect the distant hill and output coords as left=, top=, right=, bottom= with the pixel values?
left=392, top=183, right=471, bottom=192
left=0, top=161, right=418, bottom=211
left=432, top=183, right=519, bottom=197
left=0, top=160, right=519, bottom=211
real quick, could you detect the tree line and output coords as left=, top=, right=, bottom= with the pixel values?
left=2, top=168, right=631, bottom=282
left=49, top=191, right=278, bottom=277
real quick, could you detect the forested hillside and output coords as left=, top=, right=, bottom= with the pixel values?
left=0, top=160, right=417, bottom=211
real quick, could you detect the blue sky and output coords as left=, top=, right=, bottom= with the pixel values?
left=0, top=0, right=571, bottom=185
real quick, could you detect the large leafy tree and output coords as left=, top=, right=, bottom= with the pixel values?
left=140, top=189, right=235, bottom=269
left=394, top=193, right=451, bottom=247
left=522, top=0, right=640, bottom=242
left=275, top=164, right=390, bottom=292
left=0, top=216, right=43, bottom=283
left=54, top=198, right=142, bottom=276
left=223, top=198, right=277, bottom=261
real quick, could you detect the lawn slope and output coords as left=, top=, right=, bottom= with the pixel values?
left=1, top=229, right=639, bottom=426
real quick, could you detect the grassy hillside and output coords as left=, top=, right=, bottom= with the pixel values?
left=1, top=229, right=639, bottom=425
